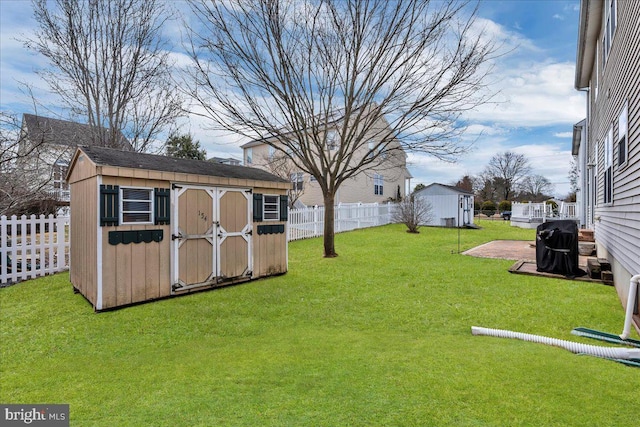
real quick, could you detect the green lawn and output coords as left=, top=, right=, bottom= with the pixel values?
left=1, top=220, right=637, bottom=426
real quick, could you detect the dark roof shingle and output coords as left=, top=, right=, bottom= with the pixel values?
left=79, top=145, right=288, bottom=183
left=22, top=113, right=132, bottom=149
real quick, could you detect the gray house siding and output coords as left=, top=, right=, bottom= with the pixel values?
left=590, top=0, right=640, bottom=278
left=576, top=0, right=640, bottom=313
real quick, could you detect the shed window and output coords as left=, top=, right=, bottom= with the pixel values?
left=263, top=195, right=279, bottom=220
left=617, top=102, right=627, bottom=167
left=121, top=187, right=153, bottom=224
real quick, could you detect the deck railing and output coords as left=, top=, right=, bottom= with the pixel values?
left=0, top=215, right=70, bottom=284
left=511, top=201, right=578, bottom=222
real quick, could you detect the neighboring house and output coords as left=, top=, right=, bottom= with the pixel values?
left=240, top=113, right=412, bottom=207
left=17, top=114, right=131, bottom=205
left=574, top=0, right=639, bottom=327
left=413, top=183, right=474, bottom=227
left=209, top=156, right=242, bottom=166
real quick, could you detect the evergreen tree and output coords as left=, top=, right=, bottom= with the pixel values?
left=166, top=134, right=207, bottom=160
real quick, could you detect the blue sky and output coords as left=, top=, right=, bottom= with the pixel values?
left=0, top=0, right=584, bottom=197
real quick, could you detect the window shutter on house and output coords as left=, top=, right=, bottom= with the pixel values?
left=279, top=195, right=288, bottom=221
left=100, top=185, right=119, bottom=226
left=253, top=193, right=263, bottom=222
left=154, top=188, right=171, bottom=225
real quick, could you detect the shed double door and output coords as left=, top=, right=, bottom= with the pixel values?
left=172, top=185, right=252, bottom=293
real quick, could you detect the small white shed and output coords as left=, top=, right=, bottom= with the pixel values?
left=414, top=183, right=474, bottom=227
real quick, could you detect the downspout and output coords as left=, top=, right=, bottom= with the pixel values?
left=620, top=275, right=640, bottom=339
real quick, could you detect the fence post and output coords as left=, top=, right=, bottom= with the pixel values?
left=0, top=216, right=7, bottom=284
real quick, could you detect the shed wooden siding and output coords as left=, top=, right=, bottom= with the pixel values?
left=100, top=176, right=172, bottom=309
left=588, top=0, right=640, bottom=278
left=69, top=175, right=98, bottom=305
left=252, top=186, right=288, bottom=277
left=67, top=147, right=290, bottom=310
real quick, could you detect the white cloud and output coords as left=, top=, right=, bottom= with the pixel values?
left=553, top=132, right=573, bottom=138
left=467, top=61, right=585, bottom=127
left=553, top=14, right=564, bottom=20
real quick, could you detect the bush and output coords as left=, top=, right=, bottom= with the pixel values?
left=481, top=200, right=496, bottom=216
left=393, top=195, right=434, bottom=233
left=498, top=200, right=511, bottom=212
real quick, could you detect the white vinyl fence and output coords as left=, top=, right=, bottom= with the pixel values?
left=0, top=204, right=394, bottom=283
left=288, top=202, right=396, bottom=241
left=0, top=215, right=70, bottom=285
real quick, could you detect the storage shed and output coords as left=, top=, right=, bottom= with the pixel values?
left=414, top=183, right=474, bottom=227
left=66, top=146, right=291, bottom=311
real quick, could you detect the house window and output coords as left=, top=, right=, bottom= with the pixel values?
left=602, top=0, right=617, bottom=65
left=268, top=145, right=275, bottom=159
left=291, top=172, right=304, bottom=191
left=594, top=47, right=599, bottom=99
left=367, top=140, right=375, bottom=159
left=263, top=195, right=279, bottom=220
left=603, top=126, right=613, bottom=204
left=374, top=173, right=384, bottom=196
left=121, top=187, right=153, bottom=224
left=52, top=161, right=69, bottom=192
left=617, top=102, right=628, bottom=167
left=326, top=130, right=339, bottom=150
left=245, top=147, right=253, bottom=164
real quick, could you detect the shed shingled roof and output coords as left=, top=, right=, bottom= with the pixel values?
left=79, top=145, right=288, bottom=183
left=22, top=113, right=132, bottom=149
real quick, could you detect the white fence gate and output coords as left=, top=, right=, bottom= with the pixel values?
left=0, top=215, right=70, bottom=284
left=288, top=203, right=396, bottom=241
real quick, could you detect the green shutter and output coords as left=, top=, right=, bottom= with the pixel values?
left=279, top=195, right=288, bottom=221
left=154, top=188, right=171, bottom=225
left=253, top=193, right=263, bottom=222
left=100, top=185, right=119, bottom=226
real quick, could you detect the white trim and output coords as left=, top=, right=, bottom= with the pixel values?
left=617, top=101, right=628, bottom=168
left=119, top=186, right=154, bottom=225
left=96, top=176, right=103, bottom=310
left=263, top=194, right=280, bottom=221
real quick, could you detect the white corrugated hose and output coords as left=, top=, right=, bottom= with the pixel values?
left=620, top=274, right=640, bottom=340
left=471, top=326, right=640, bottom=360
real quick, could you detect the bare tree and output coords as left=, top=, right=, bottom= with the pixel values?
left=393, top=195, right=434, bottom=233
left=482, top=151, right=531, bottom=201
left=254, top=151, right=306, bottom=208
left=518, top=174, right=554, bottom=202
left=186, top=0, right=496, bottom=257
left=0, top=110, right=64, bottom=215
left=25, top=0, right=184, bottom=152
